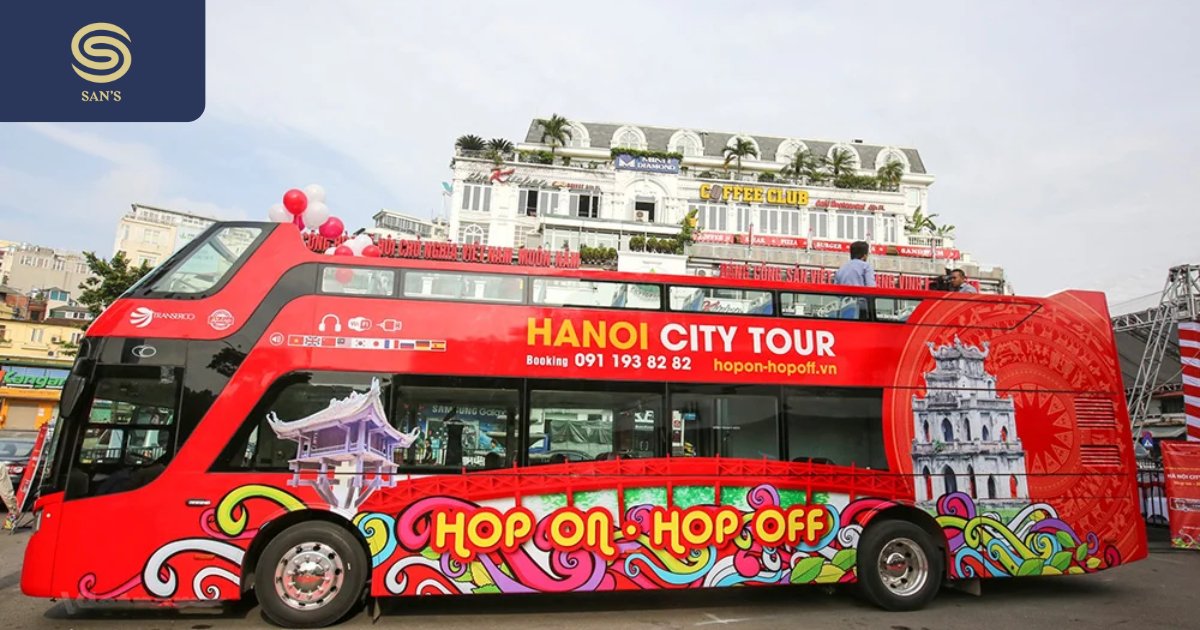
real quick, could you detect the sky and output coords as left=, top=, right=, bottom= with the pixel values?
left=1, top=1, right=1197, bottom=310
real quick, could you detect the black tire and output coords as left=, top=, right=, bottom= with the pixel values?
left=857, top=519, right=943, bottom=611
left=255, top=520, right=368, bottom=628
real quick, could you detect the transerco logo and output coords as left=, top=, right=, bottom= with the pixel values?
left=128, top=307, right=195, bottom=328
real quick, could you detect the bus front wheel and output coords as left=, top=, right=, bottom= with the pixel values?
left=856, top=519, right=943, bottom=611
left=255, top=521, right=368, bottom=628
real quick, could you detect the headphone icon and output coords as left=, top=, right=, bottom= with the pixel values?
left=319, top=314, right=342, bottom=332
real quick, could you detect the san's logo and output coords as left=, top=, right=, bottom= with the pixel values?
left=130, top=306, right=154, bottom=328
left=73, top=22, right=130, bottom=103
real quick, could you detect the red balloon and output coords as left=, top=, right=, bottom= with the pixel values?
left=335, top=267, right=355, bottom=284
left=319, top=216, right=345, bottom=239
left=283, top=189, right=308, bottom=215
left=362, top=244, right=381, bottom=257
left=334, top=245, right=353, bottom=256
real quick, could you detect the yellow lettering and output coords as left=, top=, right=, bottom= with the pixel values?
left=639, top=322, right=648, bottom=350
left=806, top=507, right=828, bottom=544
left=433, top=511, right=469, bottom=561
left=766, top=188, right=778, bottom=204
left=699, top=183, right=711, bottom=199
left=553, top=320, right=579, bottom=347
left=610, top=322, right=637, bottom=350
left=754, top=507, right=786, bottom=546
left=583, top=320, right=606, bottom=348
left=651, top=509, right=685, bottom=556
left=753, top=188, right=764, bottom=203
left=586, top=510, right=616, bottom=557
left=798, top=190, right=809, bottom=206
left=714, top=508, right=741, bottom=545
left=681, top=510, right=714, bottom=548
left=551, top=510, right=585, bottom=547
left=471, top=511, right=503, bottom=549
left=506, top=510, right=533, bottom=549
left=528, top=317, right=552, bottom=346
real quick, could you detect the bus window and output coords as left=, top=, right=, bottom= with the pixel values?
left=146, top=226, right=263, bottom=294
left=782, top=292, right=868, bottom=321
left=391, top=379, right=520, bottom=471
left=669, top=387, right=779, bottom=459
left=320, top=267, right=396, bottom=296
left=69, top=367, right=180, bottom=499
left=531, top=278, right=661, bottom=310
left=219, top=372, right=387, bottom=471
left=785, top=388, right=887, bottom=469
left=403, top=271, right=525, bottom=303
left=670, top=286, right=773, bottom=315
left=875, top=297, right=922, bottom=323
left=529, top=388, right=661, bottom=465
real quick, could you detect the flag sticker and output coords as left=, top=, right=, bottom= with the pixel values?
left=285, top=335, right=447, bottom=352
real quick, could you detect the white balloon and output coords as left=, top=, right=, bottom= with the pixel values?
left=302, top=202, right=330, bottom=229
left=268, top=204, right=291, bottom=222
left=324, top=247, right=337, bottom=255
left=303, top=184, right=326, bottom=203
left=347, top=234, right=373, bottom=255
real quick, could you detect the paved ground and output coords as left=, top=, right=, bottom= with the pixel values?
left=0, top=527, right=1196, bottom=629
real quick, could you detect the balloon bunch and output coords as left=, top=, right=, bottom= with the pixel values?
left=267, top=184, right=345, bottom=238
left=327, top=233, right=381, bottom=258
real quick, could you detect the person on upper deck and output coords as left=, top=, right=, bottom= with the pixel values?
left=834, top=241, right=876, bottom=287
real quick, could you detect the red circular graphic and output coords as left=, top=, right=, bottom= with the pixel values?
left=207, top=309, right=235, bottom=331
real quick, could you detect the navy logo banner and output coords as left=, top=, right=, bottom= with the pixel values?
left=0, top=0, right=205, bottom=122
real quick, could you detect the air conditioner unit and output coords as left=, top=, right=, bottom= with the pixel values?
left=635, top=211, right=646, bottom=222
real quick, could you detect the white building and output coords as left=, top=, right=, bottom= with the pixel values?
left=912, top=338, right=1028, bottom=504
left=447, top=118, right=1007, bottom=292
left=113, top=204, right=217, bottom=267
left=366, top=210, right=448, bottom=241
left=0, top=241, right=93, bottom=298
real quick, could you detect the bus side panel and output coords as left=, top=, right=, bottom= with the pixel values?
left=883, top=289, right=1146, bottom=578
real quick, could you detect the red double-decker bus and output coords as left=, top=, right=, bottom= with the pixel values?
left=22, top=222, right=1145, bottom=627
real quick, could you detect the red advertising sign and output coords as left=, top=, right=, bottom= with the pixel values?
left=895, top=245, right=962, bottom=260
left=1162, top=442, right=1200, bottom=550
left=718, top=262, right=936, bottom=291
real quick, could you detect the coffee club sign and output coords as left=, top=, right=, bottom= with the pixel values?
left=699, top=183, right=809, bottom=207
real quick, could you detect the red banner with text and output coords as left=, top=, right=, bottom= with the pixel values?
left=1162, top=442, right=1200, bottom=550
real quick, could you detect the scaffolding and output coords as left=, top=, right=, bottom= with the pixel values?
left=1115, top=265, right=1200, bottom=433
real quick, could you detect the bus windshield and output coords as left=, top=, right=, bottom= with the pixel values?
left=146, top=225, right=263, bottom=294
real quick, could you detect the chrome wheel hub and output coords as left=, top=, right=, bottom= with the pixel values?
left=275, top=542, right=345, bottom=610
left=877, top=537, right=928, bottom=597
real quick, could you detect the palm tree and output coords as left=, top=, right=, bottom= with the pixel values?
left=486, top=138, right=514, bottom=153
left=876, top=159, right=905, bottom=190
left=934, top=223, right=956, bottom=238
left=826, top=147, right=859, bottom=180
left=780, top=149, right=820, bottom=184
left=537, top=114, right=573, bottom=156
left=905, top=206, right=938, bottom=235
left=722, top=137, right=759, bottom=178
left=455, top=134, right=485, bottom=152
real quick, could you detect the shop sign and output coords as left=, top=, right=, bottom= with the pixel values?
left=303, top=234, right=581, bottom=269
left=699, top=183, right=809, bottom=207
left=814, top=199, right=886, bottom=211
left=614, top=153, right=680, bottom=174
left=0, top=365, right=68, bottom=390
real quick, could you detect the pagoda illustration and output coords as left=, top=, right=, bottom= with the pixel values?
left=911, top=338, right=1028, bottom=505
left=269, top=378, right=419, bottom=516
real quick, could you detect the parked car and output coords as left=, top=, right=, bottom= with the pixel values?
left=0, top=430, right=39, bottom=495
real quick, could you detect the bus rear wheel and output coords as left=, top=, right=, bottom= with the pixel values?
left=857, top=519, right=942, bottom=611
left=255, top=521, right=368, bottom=628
